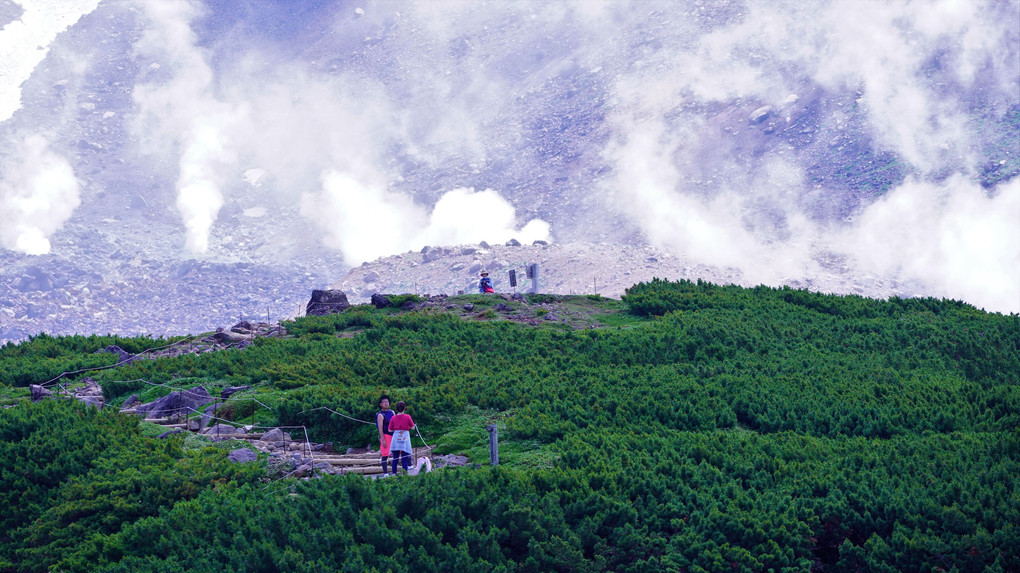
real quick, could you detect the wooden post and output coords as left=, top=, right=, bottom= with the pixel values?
left=486, top=424, right=499, bottom=466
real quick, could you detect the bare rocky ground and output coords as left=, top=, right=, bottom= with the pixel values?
left=0, top=217, right=345, bottom=346
left=3, top=236, right=917, bottom=347
left=332, top=241, right=912, bottom=304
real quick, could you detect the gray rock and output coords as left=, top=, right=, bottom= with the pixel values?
left=479, top=241, right=490, bottom=248
left=156, top=429, right=186, bottom=439
left=362, top=271, right=379, bottom=283
left=227, top=448, right=258, bottom=463
left=30, top=384, right=52, bottom=402
left=468, top=263, right=482, bottom=274
left=135, top=386, right=211, bottom=418
left=262, top=428, right=286, bottom=442
left=231, top=320, right=255, bottom=332
left=306, top=289, right=350, bottom=316
left=449, top=262, right=466, bottom=271
left=460, top=247, right=477, bottom=255
left=435, top=454, right=470, bottom=467
left=750, top=105, right=772, bottom=124
left=221, top=385, right=252, bottom=399
left=121, top=395, right=140, bottom=409
left=401, top=300, right=416, bottom=310
left=207, top=328, right=248, bottom=344
left=495, top=303, right=510, bottom=312
left=505, top=238, right=521, bottom=247
left=371, top=293, right=392, bottom=308
left=95, top=345, right=134, bottom=364
left=463, top=303, right=474, bottom=311
left=533, top=240, right=548, bottom=246
left=203, top=424, right=239, bottom=435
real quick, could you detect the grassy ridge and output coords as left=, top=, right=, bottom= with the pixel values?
left=0, top=281, right=1017, bottom=571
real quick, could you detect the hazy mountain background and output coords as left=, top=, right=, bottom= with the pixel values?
left=1, top=0, right=1017, bottom=344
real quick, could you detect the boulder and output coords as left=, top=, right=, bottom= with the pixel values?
left=156, top=429, right=185, bottom=439
left=370, top=293, right=392, bottom=309
left=221, top=385, right=252, bottom=399
left=422, top=246, right=448, bottom=263
left=401, top=300, right=417, bottom=310
left=207, top=328, right=249, bottom=344
left=505, top=238, right=521, bottom=247
left=121, top=394, right=141, bottom=409
left=232, top=320, right=255, bottom=332
left=532, top=240, right=548, bottom=246
left=30, top=384, right=52, bottom=402
left=262, top=428, right=286, bottom=442
left=134, top=386, right=212, bottom=418
left=227, top=448, right=258, bottom=463
left=203, top=424, right=240, bottom=436
left=750, top=105, right=772, bottom=124
left=435, top=454, right=470, bottom=467
left=463, top=303, right=474, bottom=311
left=305, top=289, right=350, bottom=316
left=95, top=345, right=133, bottom=364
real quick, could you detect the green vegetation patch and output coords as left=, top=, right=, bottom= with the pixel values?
left=1, top=279, right=1017, bottom=571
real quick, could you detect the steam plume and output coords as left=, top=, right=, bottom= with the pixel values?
left=0, top=133, right=80, bottom=255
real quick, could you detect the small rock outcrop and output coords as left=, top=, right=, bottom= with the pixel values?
left=133, top=386, right=212, bottom=419
left=74, top=377, right=105, bottom=408
left=221, top=386, right=252, bottom=399
left=305, top=289, right=350, bottom=316
left=204, top=424, right=242, bottom=436
left=370, top=293, right=392, bottom=309
left=262, top=428, right=286, bottom=442
left=95, top=345, right=134, bottom=365
left=30, top=384, right=52, bottom=402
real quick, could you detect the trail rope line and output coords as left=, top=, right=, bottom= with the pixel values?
left=298, top=406, right=376, bottom=425
left=100, top=384, right=432, bottom=449
left=40, top=335, right=203, bottom=388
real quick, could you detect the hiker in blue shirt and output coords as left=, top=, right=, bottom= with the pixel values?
left=376, top=395, right=395, bottom=474
left=478, top=271, right=494, bottom=293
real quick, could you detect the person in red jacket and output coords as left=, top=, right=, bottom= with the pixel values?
left=388, top=401, right=416, bottom=474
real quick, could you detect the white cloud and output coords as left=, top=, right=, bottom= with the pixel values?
left=132, top=0, right=239, bottom=253
left=302, top=174, right=550, bottom=266
left=0, top=133, right=80, bottom=254
left=839, top=176, right=1020, bottom=313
